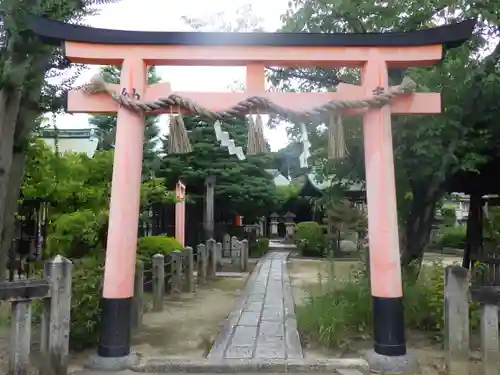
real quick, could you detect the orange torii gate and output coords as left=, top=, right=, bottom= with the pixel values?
left=27, top=16, right=474, bottom=372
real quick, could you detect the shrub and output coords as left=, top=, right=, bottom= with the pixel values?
left=137, top=235, right=182, bottom=292
left=296, top=261, right=480, bottom=349
left=250, top=237, right=269, bottom=258
left=69, top=255, right=104, bottom=350
left=137, top=235, right=182, bottom=267
left=484, top=206, right=500, bottom=244
left=441, top=207, right=457, bottom=227
left=45, top=209, right=108, bottom=259
left=295, top=221, right=325, bottom=257
left=439, top=226, right=466, bottom=249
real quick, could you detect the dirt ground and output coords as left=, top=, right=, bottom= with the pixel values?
left=130, top=277, right=246, bottom=358
left=0, top=275, right=248, bottom=374
left=287, top=255, right=482, bottom=375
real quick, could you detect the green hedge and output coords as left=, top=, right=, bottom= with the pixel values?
left=295, top=221, right=325, bottom=257
left=137, top=235, right=182, bottom=269
left=250, top=237, right=269, bottom=258
left=70, top=255, right=104, bottom=350
left=439, top=226, right=466, bottom=249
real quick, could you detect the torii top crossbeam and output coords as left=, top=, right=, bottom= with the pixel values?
left=27, top=16, right=475, bottom=116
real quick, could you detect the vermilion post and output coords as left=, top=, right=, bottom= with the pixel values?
left=362, top=52, right=406, bottom=358
left=98, top=58, right=146, bottom=358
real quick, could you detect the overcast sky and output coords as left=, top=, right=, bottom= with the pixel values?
left=54, top=0, right=291, bottom=151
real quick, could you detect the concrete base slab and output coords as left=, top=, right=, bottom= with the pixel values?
left=130, top=358, right=368, bottom=373
left=216, top=272, right=248, bottom=278
left=84, top=352, right=141, bottom=372
left=365, top=350, right=417, bottom=374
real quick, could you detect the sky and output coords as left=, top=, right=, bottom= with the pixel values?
left=53, top=0, right=291, bottom=151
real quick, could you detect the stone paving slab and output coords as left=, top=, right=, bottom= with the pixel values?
left=208, top=252, right=303, bottom=361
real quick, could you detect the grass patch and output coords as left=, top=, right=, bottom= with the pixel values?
left=296, top=259, right=481, bottom=351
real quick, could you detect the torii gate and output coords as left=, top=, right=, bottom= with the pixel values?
left=27, top=16, right=474, bottom=372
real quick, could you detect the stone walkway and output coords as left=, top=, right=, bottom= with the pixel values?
left=73, top=250, right=367, bottom=375
left=269, top=239, right=296, bottom=251
left=208, top=252, right=303, bottom=361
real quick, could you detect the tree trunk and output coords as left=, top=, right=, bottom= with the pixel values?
left=0, top=151, right=26, bottom=280
left=462, top=192, right=483, bottom=269
left=400, top=190, right=440, bottom=266
left=0, top=73, right=46, bottom=279
left=0, top=90, right=23, bottom=274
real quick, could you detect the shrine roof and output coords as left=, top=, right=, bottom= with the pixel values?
left=264, top=169, right=291, bottom=187
left=26, top=16, right=475, bottom=50
left=292, top=171, right=364, bottom=196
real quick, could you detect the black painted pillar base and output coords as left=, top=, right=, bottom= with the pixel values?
left=367, top=296, right=416, bottom=373
left=372, top=296, right=406, bottom=356
left=98, top=297, right=133, bottom=357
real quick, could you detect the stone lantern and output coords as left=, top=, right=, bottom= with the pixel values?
left=269, top=212, right=280, bottom=238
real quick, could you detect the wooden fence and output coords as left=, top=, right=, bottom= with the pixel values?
left=132, top=237, right=249, bottom=325
left=0, top=255, right=72, bottom=375
left=444, top=264, right=499, bottom=375
left=0, top=237, right=249, bottom=375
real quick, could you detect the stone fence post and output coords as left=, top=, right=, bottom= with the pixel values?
left=183, top=247, right=194, bottom=293
left=206, top=239, right=217, bottom=279
left=131, top=260, right=144, bottom=330
left=241, top=239, right=249, bottom=272
left=470, top=286, right=500, bottom=375
left=172, top=250, right=183, bottom=293
left=152, top=254, right=165, bottom=312
left=215, top=242, right=222, bottom=266
left=444, top=265, right=469, bottom=375
left=40, top=255, right=73, bottom=375
left=197, top=244, right=207, bottom=284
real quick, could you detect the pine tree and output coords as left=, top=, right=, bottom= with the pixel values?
left=159, top=115, right=279, bottom=222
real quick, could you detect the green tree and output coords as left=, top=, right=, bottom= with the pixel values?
left=89, top=65, right=162, bottom=177
left=159, top=115, right=279, bottom=222
left=0, top=0, right=123, bottom=279
left=272, top=0, right=500, bottom=266
left=21, top=137, right=175, bottom=258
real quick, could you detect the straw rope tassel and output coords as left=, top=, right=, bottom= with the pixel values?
left=328, top=112, right=348, bottom=159
left=246, top=115, right=257, bottom=155
left=168, top=115, right=192, bottom=154
left=247, top=114, right=267, bottom=155
left=254, top=113, right=267, bottom=154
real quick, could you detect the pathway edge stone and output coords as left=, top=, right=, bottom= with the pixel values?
left=129, top=358, right=369, bottom=373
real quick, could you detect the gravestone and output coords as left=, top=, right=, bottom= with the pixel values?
left=340, top=240, right=357, bottom=253
left=223, top=234, right=231, bottom=257
left=231, top=236, right=240, bottom=257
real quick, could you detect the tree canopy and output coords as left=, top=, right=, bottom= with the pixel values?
left=0, top=0, right=123, bottom=279
left=270, top=0, right=500, bottom=265
left=21, top=137, right=175, bottom=258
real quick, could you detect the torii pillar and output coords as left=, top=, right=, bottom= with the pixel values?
left=97, top=58, right=146, bottom=360
left=25, top=14, right=474, bottom=373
